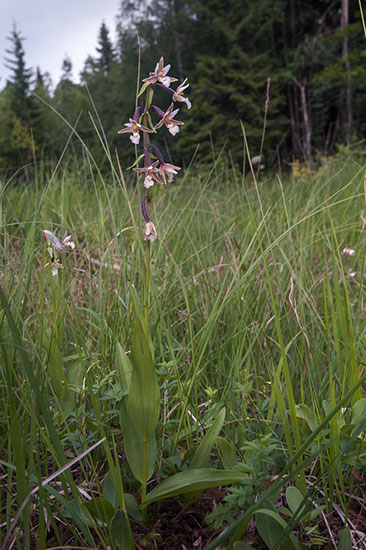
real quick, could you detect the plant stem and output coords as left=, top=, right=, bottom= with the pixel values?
left=142, top=93, right=151, bottom=510
left=145, top=238, right=150, bottom=339
left=143, top=97, right=151, bottom=341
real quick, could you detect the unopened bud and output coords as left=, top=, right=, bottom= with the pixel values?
left=144, top=221, right=157, bottom=242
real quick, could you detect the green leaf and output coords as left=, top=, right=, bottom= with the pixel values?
left=84, top=497, right=115, bottom=528
left=116, top=342, right=133, bottom=391
left=146, top=468, right=248, bottom=503
left=147, top=110, right=155, bottom=132
left=338, top=527, right=352, bottom=550
left=129, top=284, right=154, bottom=360
left=42, top=326, right=64, bottom=397
left=149, top=182, right=159, bottom=200
left=189, top=408, right=226, bottom=470
left=58, top=361, right=81, bottom=420
left=147, top=86, right=154, bottom=108
left=128, top=316, right=160, bottom=439
left=296, top=404, right=318, bottom=432
left=322, top=400, right=332, bottom=417
left=216, top=435, right=237, bottom=469
left=126, top=153, right=145, bottom=170
left=119, top=398, right=156, bottom=482
left=103, top=471, right=118, bottom=509
left=278, top=506, right=293, bottom=517
left=110, top=509, right=133, bottom=550
left=138, top=81, right=150, bottom=97
left=62, top=500, right=102, bottom=528
left=124, top=493, right=143, bottom=522
left=286, top=486, right=306, bottom=516
left=233, top=543, right=253, bottom=550
left=309, top=505, right=325, bottom=521
left=351, top=398, right=366, bottom=425
left=256, top=508, right=302, bottom=550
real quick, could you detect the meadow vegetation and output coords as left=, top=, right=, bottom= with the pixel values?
left=1, top=139, right=366, bottom=548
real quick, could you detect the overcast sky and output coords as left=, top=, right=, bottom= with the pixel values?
left=0, top=0, right=120, bottom=90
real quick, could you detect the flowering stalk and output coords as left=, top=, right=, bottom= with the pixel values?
left=118, top=56, right=190, bottom=339
left=43, top=230, right=75, bottom=276
left=118, top=55, right=191, bottom=508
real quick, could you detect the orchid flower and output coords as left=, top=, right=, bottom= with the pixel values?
left=143, top=57, right=178, bottom=88
left=158, top=162, right=181, bottom=184
left=153, top=104, right=184, bottom=136
left=145, top=144, right=181, bottom=185
left=118, top=107, right=153, bottom=145
left=44, top=259, right=63, bottom=276
left=43, top=230, right=75, bottom=251
left=342, top=247, right=355, bottom=257
left=134, top=159, right=164, bottom=189
left=172, top=78, right=192, bottom=109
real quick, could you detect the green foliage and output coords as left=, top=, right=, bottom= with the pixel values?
left=1, top=109, right=366, bottom=549
left=207, top=433, right=285, bottom=529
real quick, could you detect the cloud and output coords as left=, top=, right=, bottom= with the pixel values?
left=1, top=0, right=119, bottom=88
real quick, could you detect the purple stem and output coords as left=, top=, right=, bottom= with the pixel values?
left=151, top=105, right=165, bottom=118
left=141, top=196, right=150, bottom=222
left=133, top=106, right=142, bottom=121
left=147, top=144, right=165, bottom=164
left=152, top=82, right=174, bottom=96
left=144, top=148, right=153, bottom=167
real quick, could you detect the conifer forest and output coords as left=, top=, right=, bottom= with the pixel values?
left=1, top=0, right=365, bottom=172
left=1, top=1, right=366, bottom=549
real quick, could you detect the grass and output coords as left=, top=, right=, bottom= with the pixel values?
left=1, top=148, right=366, bottom=549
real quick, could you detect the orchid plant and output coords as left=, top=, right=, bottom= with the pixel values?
left=118, top=57, right=191, bottom=336
left=56, top=57, right=246, bottom=550
left=43, top=229, right=75, bottom=276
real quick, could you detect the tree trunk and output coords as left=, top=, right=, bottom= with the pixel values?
left=341, top=0, right=352, bottom=144
left=293, top=78, right=313, bottom=169
left=288, top=85, right=302, bottom=159
left=170, top=0, right=184, bottom=81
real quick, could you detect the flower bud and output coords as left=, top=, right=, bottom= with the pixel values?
left=144, top=221, right=157, bottom=242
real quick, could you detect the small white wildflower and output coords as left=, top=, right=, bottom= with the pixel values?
left=343, top=247, right=355, bottom=257
left=347, top=269, right=356, bottom=278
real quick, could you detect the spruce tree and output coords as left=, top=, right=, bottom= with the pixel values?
left=60, top=56, right=74, bottom=87
left=4, top=23, right=33, bottom=124
left=96, top=22, right=116, bottom=74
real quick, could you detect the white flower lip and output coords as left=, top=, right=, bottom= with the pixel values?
left=144, top=175, right=155, bottom=188
left=45, top=259, right=63, bottom=276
